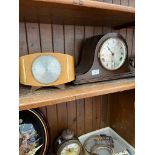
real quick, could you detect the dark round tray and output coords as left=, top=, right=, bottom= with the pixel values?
left=19, top=109, right=49, bottom=155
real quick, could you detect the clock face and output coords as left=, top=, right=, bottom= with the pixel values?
left=60, top=143, right=81, bottom=155
left=32, top=55, right=61, bottom=84
left=99, top=37, right=127, bottom=70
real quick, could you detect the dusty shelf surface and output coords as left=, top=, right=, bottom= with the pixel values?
left=20, top=0, right=135, bottom=27
left=19, top=78, right=135, bottom=111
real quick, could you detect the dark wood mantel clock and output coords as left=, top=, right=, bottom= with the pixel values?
left=74, top=33, right=134, bottom=84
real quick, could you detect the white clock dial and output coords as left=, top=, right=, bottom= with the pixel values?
left=60, top=143, right=81, bottom=155
left=99, top=37, right=127, bottom=70
left=32, top=55, right=61, bottom=84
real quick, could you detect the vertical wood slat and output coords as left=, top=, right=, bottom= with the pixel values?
left=39, top=24, right=54, bottom=117
left=92, top=96, right=102, bottom=130
left=84, top=26, right=94, bottom=134
left=52, top=24, right=64, bottom=53
left=109, top=90, right=135, bottom=146
left=127, top=0, right=134, bottom=58
left=129, top=0, right=135, bottom=7
left=64, top=25, right=77, bottom=135
left=103, top=0, right=112, bottom=3
left=25, top=22, right=47, bottom=117
left=64, top=25, right=75, bottom=56
left=74, top=26, right=85, bottom=136
left=26, top=23, right=41, bottom=53
left=67, top=101, right=77, bottom=135
left=112, top=0, right=120, bottom=33
left=126, top=28, right=134, bottom=58
left=113, top=0, right=121, bottom=5
left=39, top=23, right=59, bottom=146
left=132, top=28, right=135, bottom=57
left=120, top=0, right=128, bottom=59
left=92, top=26, right=103, bottom=131
left=52, top=24, right=68, bottom=135
left=46, top=104, right=58, bottom=149
left=77, top=99, right=85, bottom=136
left=39, top=24, right=53, bottom=52
left=121, top=0, right=128, bottom=6
left=74, top=26, right=84, bottom=66
left=84, top=98, right=93, bottom=133
left=102, top=25, right=112, bottom=128
left=85, top=26, right=94, bottom=39
left=94, top=26, right=103, bottom=35
left=19, top=22, right=28, bottom=56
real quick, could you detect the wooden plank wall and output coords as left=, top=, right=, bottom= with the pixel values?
left=109, top=89, right=135, bottom=146
left=19, top=0, right=135, bottom=148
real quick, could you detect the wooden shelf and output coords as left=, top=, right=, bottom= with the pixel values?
left=20, top=0, right=135, bottom=27
left=19, top=78, right=135, bottom=111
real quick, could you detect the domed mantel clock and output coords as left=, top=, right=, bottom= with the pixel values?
left=74, top=33, right=134, bottom=84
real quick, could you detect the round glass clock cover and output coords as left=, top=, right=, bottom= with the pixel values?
left=91, top=145, right=114, bottom=155
left=60, top=143, right=81, bottom=155
left=32, top=55, right=61, bottom=84
left=99, top=37, right=127, bottom=70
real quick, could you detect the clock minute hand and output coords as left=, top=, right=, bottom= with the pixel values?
left=107, top=46, right=114, bottom=56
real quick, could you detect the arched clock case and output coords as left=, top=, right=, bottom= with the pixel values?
left=74, top=33, right=134, bottom=84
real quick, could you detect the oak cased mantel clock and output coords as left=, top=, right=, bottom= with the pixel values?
left=74, top=33, right=134, bottom=84
left=19, top=53, right=75, bottom=87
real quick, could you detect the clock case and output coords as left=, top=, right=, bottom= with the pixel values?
left=54, top=129, right=82, bottom=155
left=74, top=33, right=134, bottom=84
left=19, top=53, right=75, bottom=87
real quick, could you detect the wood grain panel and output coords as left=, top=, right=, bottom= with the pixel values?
left=84, top=97, right=93, bottom=133
left=126, top=0, right=134, bottom=58
left=129, top=0, right=135, bottom=7
left=103, top=0, right=112, bottom=3
left=113, top=0, right=121, bottom=5
left=126, top=28, right=134, bottom=58
left=94, top=26, right=103, bottom=36
left=57, top=103, right=68, bottom=133
left=25, top=22, right=47, bottom=116
left=109, top=90, right=135, bottom=146
left=52, top=24, right=68, bottom=140
left=100, top=95, right=109, bottom=128
left=121, top=0, right=128, bottom=6
left=19, top=22, right=28, bottom=56
left=85, top=26, right=94, bottom=39
left=46, top=105, right=58, bottom=148
left=20, top=0, right=135, bottom=27
left=112, top=0, right=120, bottom=33
left=64, top=24, right=77, bottom=135
left=84, top=26, right=94, bottom=134
left=39, top=23, right=54, bottom=117
left=52, top=24, right=64, bottom=53
left=132, top=28, right=135, bottom=57
left=103, top=26, right=112, bottom=34
left=75, top=26, right=85, bottom=66
left=26, top=23, right=41, bottom=53
left=64, top=25, right=74, bottom=56
left=120, top=28, right=127, bottom=40
left=77, top=99, right=85, bottom=136
left=39, top=24, right=53, bottom=52
left=67, top=101, right=77, bottom=135
left=92, top=96, right=102, bottom=130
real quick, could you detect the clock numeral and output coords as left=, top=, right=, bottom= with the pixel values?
left=102, top=58, right=105, bottom=62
